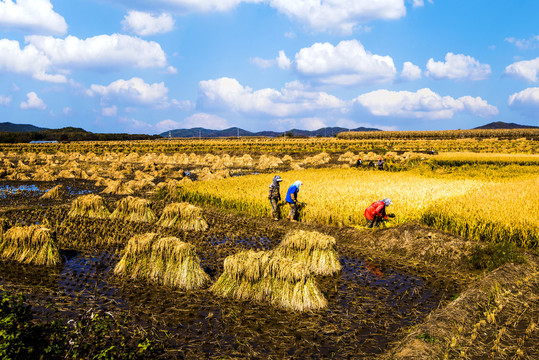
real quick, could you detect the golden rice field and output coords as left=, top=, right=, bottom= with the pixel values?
left=177, top=167, right=539, bottom=249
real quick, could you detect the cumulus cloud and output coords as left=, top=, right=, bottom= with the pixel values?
left=354, top=88, right=498, bottom=119
left=0, top=34, right=168, bottom=83
left=251, top=50, right=292, bottom=70
left=20, top=91, right=46, bottom=110
left=268, top=0, right=406, bottom=34
left=88, top=77, right=169, bottom=107
left=0, top=0, right=67, bottom=35
left=426, top=52, right=491, bottom=81
left=0, top=94, right=12, bottom=106
left=505, top=35, right=539, bottom=50
left=294, top=40, right=396, bottom=85
left=27, top=34, right=167, bottom=70
left=508, top=87, right=539, bottom=116
left=197, top=77, right=345, bottom=117
left=155, top=119, right=182, bottom=133
left=121, top=11, right=175, bottom=36
left=110, top=0, right=405, bottom=33
left=101, top=105, right=117, bottom=117
left=504, top=58, right=539, bottom=82
left=0, top=39, right=66, bottom=82
left=400, top=61, right=422, bottom=81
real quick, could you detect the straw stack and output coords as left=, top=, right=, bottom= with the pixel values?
left=0, top=225, right=61, bottom=266
left=114, top=233, right=210, bottom=290
left=68, top=194, right=111, bottom=219
left=41, top=184, right=65, bottom=199
left=110, top=196, right=157, bottom=223
left=101, top=179, right=134, bottom=195
left=211, top=250, right=327, bottom=311
left=157, top=202, right=208, bottom=231
left=275, top=230, right=341, bottom=276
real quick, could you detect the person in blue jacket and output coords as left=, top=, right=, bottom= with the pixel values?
left=285, top=180, right=302, bottom=222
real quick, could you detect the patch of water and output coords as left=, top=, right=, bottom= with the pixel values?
left=0, top=184, right=44, bottom=197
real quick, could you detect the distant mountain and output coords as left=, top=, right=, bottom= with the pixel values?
left=474, top=121, right=539, bottom=130
left=161, top=126, right=380, bottom=138
left=0, top=122, right=47, bottom=132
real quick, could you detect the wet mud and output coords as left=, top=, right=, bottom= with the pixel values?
left=0, top=179, right=451, bottom=359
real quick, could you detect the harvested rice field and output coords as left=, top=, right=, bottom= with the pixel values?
left=0, top=141, right=538, bottom=359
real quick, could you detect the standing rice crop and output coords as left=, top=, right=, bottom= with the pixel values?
left=211, top=250, right=327, bottom=311
left=114, top=233, right=210, bottom=290
left=275, top=230, right=341, bottom=276
left=68, top=194, right=111, bottom=219
left=157, top=202, right=208, bottom=231
left=110, top=196, right=157, bottom=223
left=0, top=225, right=60, bottom=266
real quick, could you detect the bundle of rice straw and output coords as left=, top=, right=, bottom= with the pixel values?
left=110, top=196, right=157, bottom=223
left=41, top=184, right=65, bottom=199
left=211, top=250, right=327, bottom=311
left=114, top=233, right=209, bottom=290
left=275, top=230, right=341, bottom=276
left=101, top=179, right=134, bottom=195
left=68, top=194, right=111, bottom=219
left=157, top=202, right=208, bottom=231
left=33, top=169, right=56, bottom=182
left=0, top=225, right=61, bottom=266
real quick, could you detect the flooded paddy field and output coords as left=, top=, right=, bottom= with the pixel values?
left=0, top=179, right=455, bottom=359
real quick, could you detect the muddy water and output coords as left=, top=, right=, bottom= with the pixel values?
left=0, top=182, right=444, bottom=359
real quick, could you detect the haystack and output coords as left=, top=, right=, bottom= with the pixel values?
left=211, top=250, right=327, bottom=311
left=157, top=202, right=208, bottom=231
left=101, top=179, right=134, bottom=195
left=68, top=194, right=111, bottom=219
left=33, top=170, right=56, bottom=182
left=114, top=233, right=209, bottom=290
left=41, top=184, right=66, bottom=199
left=275, top=230, right=341, bottom=276
left=0, top=225, right=61, bottom=266
left=110, top=196, right=157, bottom=223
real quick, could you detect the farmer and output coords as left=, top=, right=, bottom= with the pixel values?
left=377, top=158, right=384, bottom=170
left=286, top=180, right=302, bottom=222
left=365, top=198, right=393, bottom=228
left=355, top=158, right=362, bottom=167
left=268, top=175, right=283, bottom=221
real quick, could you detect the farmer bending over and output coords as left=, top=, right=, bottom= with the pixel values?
left=268, top=175, right=283, bottom=221
left=365, top=198, right=393, bottom=228
left=286, top=180, right=302, bottom=222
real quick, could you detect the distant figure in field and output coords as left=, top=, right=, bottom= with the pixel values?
left=365, top=198, right=393, bottom=228
left=377, top=158, right=384, bottom=170
left=286, top=180, right=302, bottom=222
left=368, top=160, right=375, bottom=168
left=356, top=158, right=362, bottom=167
left=268, top=175, right=283, bottom=221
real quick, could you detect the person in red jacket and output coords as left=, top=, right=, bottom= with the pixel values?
left=365, top=198, right=392, bottom=228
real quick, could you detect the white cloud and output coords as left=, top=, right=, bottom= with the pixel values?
left=0, top=0, right=67, bottom=35
left=102, top=105, right=117, bottom=117
left=250, top=57, right=275, bottom=69
left=294, top=39, right=396, bottom=85
left=0, top=94, right=12, bottom=106
left=20, top=91, right=46, bottom=110
left=62, top=107, right=72, bottom=115
left=0, top=39, right=66, bottom=82
left=505, top=35, right=539, bottom=50
left=121, top=11, right=175, bottom=36
left=269, top=0, right=406, bottom=34
left=26, top=34, right=167, bottom=70
left=411, top=0, right=433, bottom=7
left=197, top=77, right=345, bottom=117
left=504, top=58, right=539, bottom=82
left=0, top=34, right=168, bottom=83
left=400, top=61, right=422, bottom=81
left=354, top=88, right=498, bottom=119
left=508, top=87, right=539, bottom=116
left=183, top=112, right=229, bottom=129
left=171, top=99, right=195, bottom=111
left=277, top=50, right=291, bottom=70
left=88, top=77, right=169, bottom=107
left=118, top=116, right=154, bottom=133
left=426, top=52, right=491, bottom=81
left=251, top=50, right=291, bottom=70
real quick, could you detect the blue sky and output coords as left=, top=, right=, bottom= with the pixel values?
left=0, top=0, right=538, bottom=134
